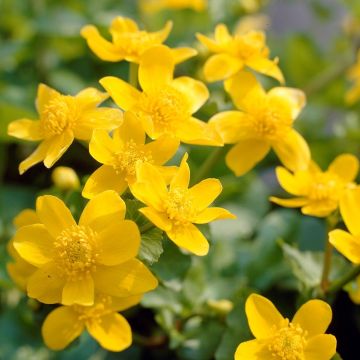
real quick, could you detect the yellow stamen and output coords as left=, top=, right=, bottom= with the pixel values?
left=164, top=188, right=194, bottom=225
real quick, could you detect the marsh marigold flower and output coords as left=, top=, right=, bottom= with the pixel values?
left=81, top=16, right=196, bottom=64
left=329, top=187, right=360, bottom=264
left=196, top=24, right=283, bottom=82
left=130, top=154, right=236, bottom=256
left=100, top=45, right=221, bottom=145
left=8, top=84, right=122, bottom=174
left=82, top=112, right=179, bottom=198
left=140, top=0, right=207, bottom=13
left=235, top=294, right=336, bottom=360
left=42, top=294, right=141, bottom=351
left=345, top=50, right=360, bottom=105
left=271, top=154, right=359, bottom=217
left=209, top=71, right=310, bottom=176
left=13, top=190, right=157, bottom=305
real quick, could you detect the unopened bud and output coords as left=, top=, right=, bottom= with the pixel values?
left=52, top=166, right=80, bottom=191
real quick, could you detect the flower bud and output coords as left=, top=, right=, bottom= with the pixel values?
left=51, top=166, right=80, bottom=191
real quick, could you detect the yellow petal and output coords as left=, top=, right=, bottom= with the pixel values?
left=80, top=190, right=126, bottom=231
left=100, top=76, right=140, bottom=111
left=167, top=223, right=209, bottom=256
left=214, top=23, right=232, bottom=43
left=139, top=207, right=172, bottom=231
left=272, top=129, right=310, bottom=172
left=42, top=306, right=84, bottom=351
left=109, top=294, right=142, bottom=312
left=139, top=45, right=174, bottom=93
left=8, top=119, right=43, bottom=141
left=204, top=54, right=243, bottom=82
left=13, top=224, right=54, bottom=267
left=209, top=111, right=250, bottom=144
left=110, top=16, right=139, bottom=35
left=13, top=209, right=39, bottom=228
left=245, top=293, right=284, bottom=339
left=150, top=20, right=173, bottom=44
left=292, top=299, right=332, bottom=337
left=270, top=196, right=309, bottom=208
left=304, top=334, right=337, bottom=360
left=87, top=313, right=131, bottom=352
left=171, top=47, right=198, bottom=64
left=36, top=83, right=61, bottom=114
left=171, top=76, right=209, bottom=113
left=62, top=276, right=94, bottom=306
left=196, top=33, right=221, bottom=53
left=89, top=129, right=116, bottom=165
left=7, top=261, right=35, bottom=292
left=188, top=178, right=222, bottom=211
left=81, top=25, right=123, bottom=62
left=328, top=153, right=359, bottom=182
left=329, top=229, right=360, bottom=264
left=27, top=262, right=65, bottom=304
left=170, top=153, right=190, bottom=190
left=113, top=112, right=145, bottom=146
left=275, top=166, right=305, bottom=196
left=340, top=187, right=360, bottom=235
left=193, top=207, right=236, bottom=224
left=226, top=140, right=270, bottom=176
left=36, top=195, right=76, bottom=238
left=247, top=56, right=284, bottom=83
left=94, top=260, right=158, bottom=297
left=75, top=87, right=109, bottom=106
left=235, top=339, right=269, bottom=360
left=44, top=131, right=74, bottom=168
left=19, top=140, right=51, bottom=175
left=82, top=165, right=127, bottom=199
left=143, top=135, right=179, bottom=165
left=301, top=200, right=337, bottom=217
left=97, top=220, right=140, bottom=266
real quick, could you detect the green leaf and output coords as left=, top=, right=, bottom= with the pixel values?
left=332, top=353, right=343, bottom=360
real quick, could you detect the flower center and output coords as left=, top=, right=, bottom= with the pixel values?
left=73, top=295, right=112, bottom=325
left=230, top=32, right=266, bottom=60
left=40, top=96, right=77, bottom=137
left=268, top=322, right=306, bottom=360
left=309, top=172, right=341, bottom=201
left=54, top=225, right=99, bottom=280
left=112, top=140, right=153, bottom=181
left=164, top=188, right=194, bottom=225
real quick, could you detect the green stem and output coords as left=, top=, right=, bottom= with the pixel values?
left=192, top=146, right=228, bottom=185
left=327, top=264, right=360, bottom=295
left=129, top=62, right=139, bottom=88
left=140, top=221, right=155, bottom=233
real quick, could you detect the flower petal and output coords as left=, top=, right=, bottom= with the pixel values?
left=139, top=45, right=174, bottom=93
left=226, top=140, right=270, bottom=176
left=235, top=339, right=269, bottom=360
left=93, top=260, right=158, bottom=297
left=44, top=131, right=74, bottom=168
left=269, top=196, right=309, bottom=208
left=204, top=53, right=243, bottom=82
left=188, top=178, right=222, bottom=211
left=301, top=200, right=337, bottom=217
left=170, top=153, right=190, bottom=190
left=340, top=187, right=360, bottom=235
left=329, top=229, right=360, bottom=264
left=110, top=16, right=138, bottom=35
left=193, top=207, right=236, bottom=224
left=247, top=56, right=284, bottom=83
left=109, top=295, right=142, bottom=312
left=75, top=87, right=109, bottom=106
left=167, top=223, right=209, bottom=256
left=89, top=129, right=116, bottom=165
left=62, top=276, right=94, bottom=306
left=214, top=23, right=232, bottom=43
left=36, top=195, right=76, bottom=239
left=19, top=140, right=51, bottom=175
left=13, top=224, right=54, bottom=267
left=139, top=207, right=172, bottom=231
left=304, top=334, right=337, bottom=360
left=87, top=313, right=131, bottom=352
left=42, top=306, right=84, bottom=351
left=97, top=220, right=140, bottom=266
left=328, top=154, right=359, bottom=182
left=113, top=112, right=145, bottom=146
left=171, top=76, right=209, bottom=113
left=292, top=299, right=332, bottom=337
left=100, top=76, right=140, bottom=111
left=36, top=84, right=61, bottom=114
left=144, top=135, right=179, bottom=165
left=171, top=47, right=198, bottom=64
left=245, top=293, right=284, bottom=339
left=27, top=262, right=65, bottom=304
left=275, top=166, right=305, bottom=196
left=8, top=119, right=43, bottom=141
left=196, top=33, right=221, bottom=53
left=82, top=165, right=128, bottom=199
left=80, top=190, right=126, bottom=232
left=272, top=129, right=310, bottom=172
left=13, top=209, right=39, bottom=228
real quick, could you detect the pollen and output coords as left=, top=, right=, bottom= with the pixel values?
left=268, top=321, right=307, bottom=360
left=54, top=225, right=99, bottom=280
left=164, top=188, right=194, bottom=225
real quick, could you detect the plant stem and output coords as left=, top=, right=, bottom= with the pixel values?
left=327, top=264, right=360, bottom=295
left=129, top=62, right=139, bottom=88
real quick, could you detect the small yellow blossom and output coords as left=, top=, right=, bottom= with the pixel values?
left=329, top=187, right=360, bottom=264
left=140, top=0, right=207, bottom=13
left=100, top=45, right=221, bottom=146
left=52, top=166, right=80, bottom=191
left=42, top=294, right=141, bottom=351
left=209, top=71, right=310, bottom=176
left=81, top=16, right=196, bottom=64
left=8, top=84, right=122, bottom=174
left=196, top=24, right=283, bottom=82
left=130, top=154, right=236, bottom=256
left=271, top=154, right=359, bottom=217
left=82, top=112, right=179, bottom=198
left=345, top=50, right=360, bottom=105
left=235, top=294, right=336, bottom=360
left=13, top=190, right=157, bottom=305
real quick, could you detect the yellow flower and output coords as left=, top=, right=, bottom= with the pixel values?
left=81, top=16, right=196, bottom=64
left=196, top=24, right=283, bottom=82
left=52, top=166, right=80, bottom=191
left=42, top=294, right=140, bottom=351
left=140, top=0, right=207, bottom=13
left=329, top=187, right=360, bottom=264
left=345, top=50, right=360, bottom=105
left=7, top=209, right=39, bottom=291
left=235, top=294, right=337, bottom=360
left=100, top=45, right=221, bottom=146
left=13, top=190, right=157, bottom=305
left=130, top=154, right=236, bottom=256
left=8, top=84, right=122, bottom=174
left=270, top=154, right=359, bottom=217
left=82, top=112, right=179, bottom=199
left=209, top=71, right=310, bottom=176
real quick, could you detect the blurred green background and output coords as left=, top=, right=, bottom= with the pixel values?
left=1, top=0, right=360, bottom=359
